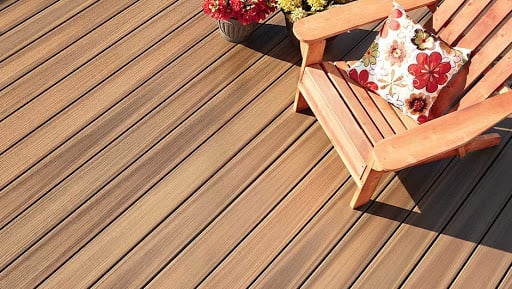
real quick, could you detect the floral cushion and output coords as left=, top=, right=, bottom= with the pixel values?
left=347, top=2, right=470, bottom=123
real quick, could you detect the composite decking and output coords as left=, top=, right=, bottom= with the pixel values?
left=0, top=1, right=511, bottom=288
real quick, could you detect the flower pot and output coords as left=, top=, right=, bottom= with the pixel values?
left=283, top=12, right=300, bottom=46
left=217, top=18, right=258, bottom=43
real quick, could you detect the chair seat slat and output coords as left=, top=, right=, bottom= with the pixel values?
left=322, top=62, right=385, bottom=144
left=301, top=65, right=371, bottom=179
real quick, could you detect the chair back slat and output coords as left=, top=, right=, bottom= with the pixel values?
left=456, top=0, right=511, bottom=50
left=438, top=0, right=494, bottom=45
left=431, top=0, right=466, bottom=32
left=458, top=49, right=512, bottom=109
left=463, top=18, right=511, bottom=91
left=430, top=0, right=512, bottom=115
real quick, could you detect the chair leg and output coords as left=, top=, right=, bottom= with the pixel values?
left=350, top=169, right=384, bottom=209
left=293, top=89, right=309, bottom=112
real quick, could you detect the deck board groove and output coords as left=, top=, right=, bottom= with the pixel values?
left=0, top=0, right=140, bottom=91
left=0, top=0, right=101, bottom=61
left=0, top=1, right=511, bottom=288
left=0, top=0, right=58, bottom=35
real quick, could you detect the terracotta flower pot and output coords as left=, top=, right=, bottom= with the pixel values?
left=217, top=18, right=258, bottom=43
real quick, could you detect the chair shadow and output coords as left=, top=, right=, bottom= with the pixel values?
left=243, top=19, right=379, bottom=66
left=360, top=117, right=512, bottom=253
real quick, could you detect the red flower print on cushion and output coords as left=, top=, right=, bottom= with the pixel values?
left=380, top=8, right=402, bottom=38
left=348, top=69, right=378, bottom=91
left=408, top=52, right=452, bottom=93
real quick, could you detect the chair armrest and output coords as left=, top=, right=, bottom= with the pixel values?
left=372, top=91, right=512, bottom=171
left=293, top=0, right=437, bottom=43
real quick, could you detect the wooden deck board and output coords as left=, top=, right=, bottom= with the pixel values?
left=351, top=131, right=512, bottom=288
left=1, top=2, right=511, bottom=288
left=402, top=138, right=512, bottom=288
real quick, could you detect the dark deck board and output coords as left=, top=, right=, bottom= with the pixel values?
left=1, top=1, right=511, bottom=288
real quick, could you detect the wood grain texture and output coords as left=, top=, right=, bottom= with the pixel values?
left=498, top=268, right=512, bottom=289
left=0, top=12, right=217, bottom=229
left=1, top=0, right=511, bottom=287
left=195, top=150, right=348, bottom=289
left=0, top=0, right=21, bottom=12
left=0, top=0, right=186, bottom=154
left=324, top=62, right=388, bottom=142
left=250, top=173, right=394, bottom=289
left=438, top=0, right=494, bottom=45
left=0, top=0, right=98, bottom=60
left=0, top=0, right=139, bottom=90
left=0, top=0, right=58, bottom=35
left=139, top=123, right=330, bottom=289
left=456, top=0, right=512, bottom=50
left=93, top=106, right=316, bottom=289
left=302, top=159, right=450, bottom=288
left=0, top=0, right=177, bottom=120
left=0, top=20, right=293, bottom=288
left=35, top=44, right=300, bottom=288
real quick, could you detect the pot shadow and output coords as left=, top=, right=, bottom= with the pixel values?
left=358, top=117, right=512, bottom=253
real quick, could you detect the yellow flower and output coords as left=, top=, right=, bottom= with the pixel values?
left=307, top=0, right=328, bottom=11
left=277, top=0, right=301, bottom=12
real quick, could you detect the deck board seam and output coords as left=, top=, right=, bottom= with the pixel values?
left=0, top=0, right=21, bottom=13
left=17, top=28, right=294, bottom=285
left=297, top=171, right=397, bottom=288
left=341, top=158, right=456, bottom=288
left=0, top=0, right=179, bottom=123
left=0, top=0, right=102, bottom=62
left=0, top=0, right=59, bottom=35
left=0, top=0, right=143, bottom=90
left=132, top=102, right=304, bottom=288
left=0, top=9, right=205, bottom=190
left=495, top=262, right=512, bottom=289
left=194, top=147, right=335, bottom=288
left=247, top=170, right=352, bottom=288
left=0, top=8, right=213, bottom=269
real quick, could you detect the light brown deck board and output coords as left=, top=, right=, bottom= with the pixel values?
left=1, top=2, right=511, bottom=288
left=0, top=10, right=215, bottom=228
left=0, top=0, right=58, bottom=35
left=498, top=267, right=512, bottom=289
left=301, top=159, right=451, bottom=288
left=0, top=14, right=288, bottom=275
left=0, top=0, right=97, bottom=60
left=0, top=0, right=138, bottom=90
left=135, top=123, right=330, bottom=289
left=0, top=0, right=179, bottom=119
left=194, top=150, right=348, bottom=289
left=93, top=102, right=317, bottom=289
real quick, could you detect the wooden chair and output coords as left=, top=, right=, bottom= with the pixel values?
left=293, top=0, right=512, bottom=208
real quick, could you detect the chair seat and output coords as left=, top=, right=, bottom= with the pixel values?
left=299, top=61, right=418, bottom=183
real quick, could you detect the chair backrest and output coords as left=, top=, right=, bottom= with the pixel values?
left=430, top=0, right=511, bottom=113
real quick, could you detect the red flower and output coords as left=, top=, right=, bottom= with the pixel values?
left=408, top=52, right=452, bottom=93
left=380, top=8, right=402, bottom=38
left=348, top=69, right=378, bottom=91
left=203, top=0, right=276, bottom=25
